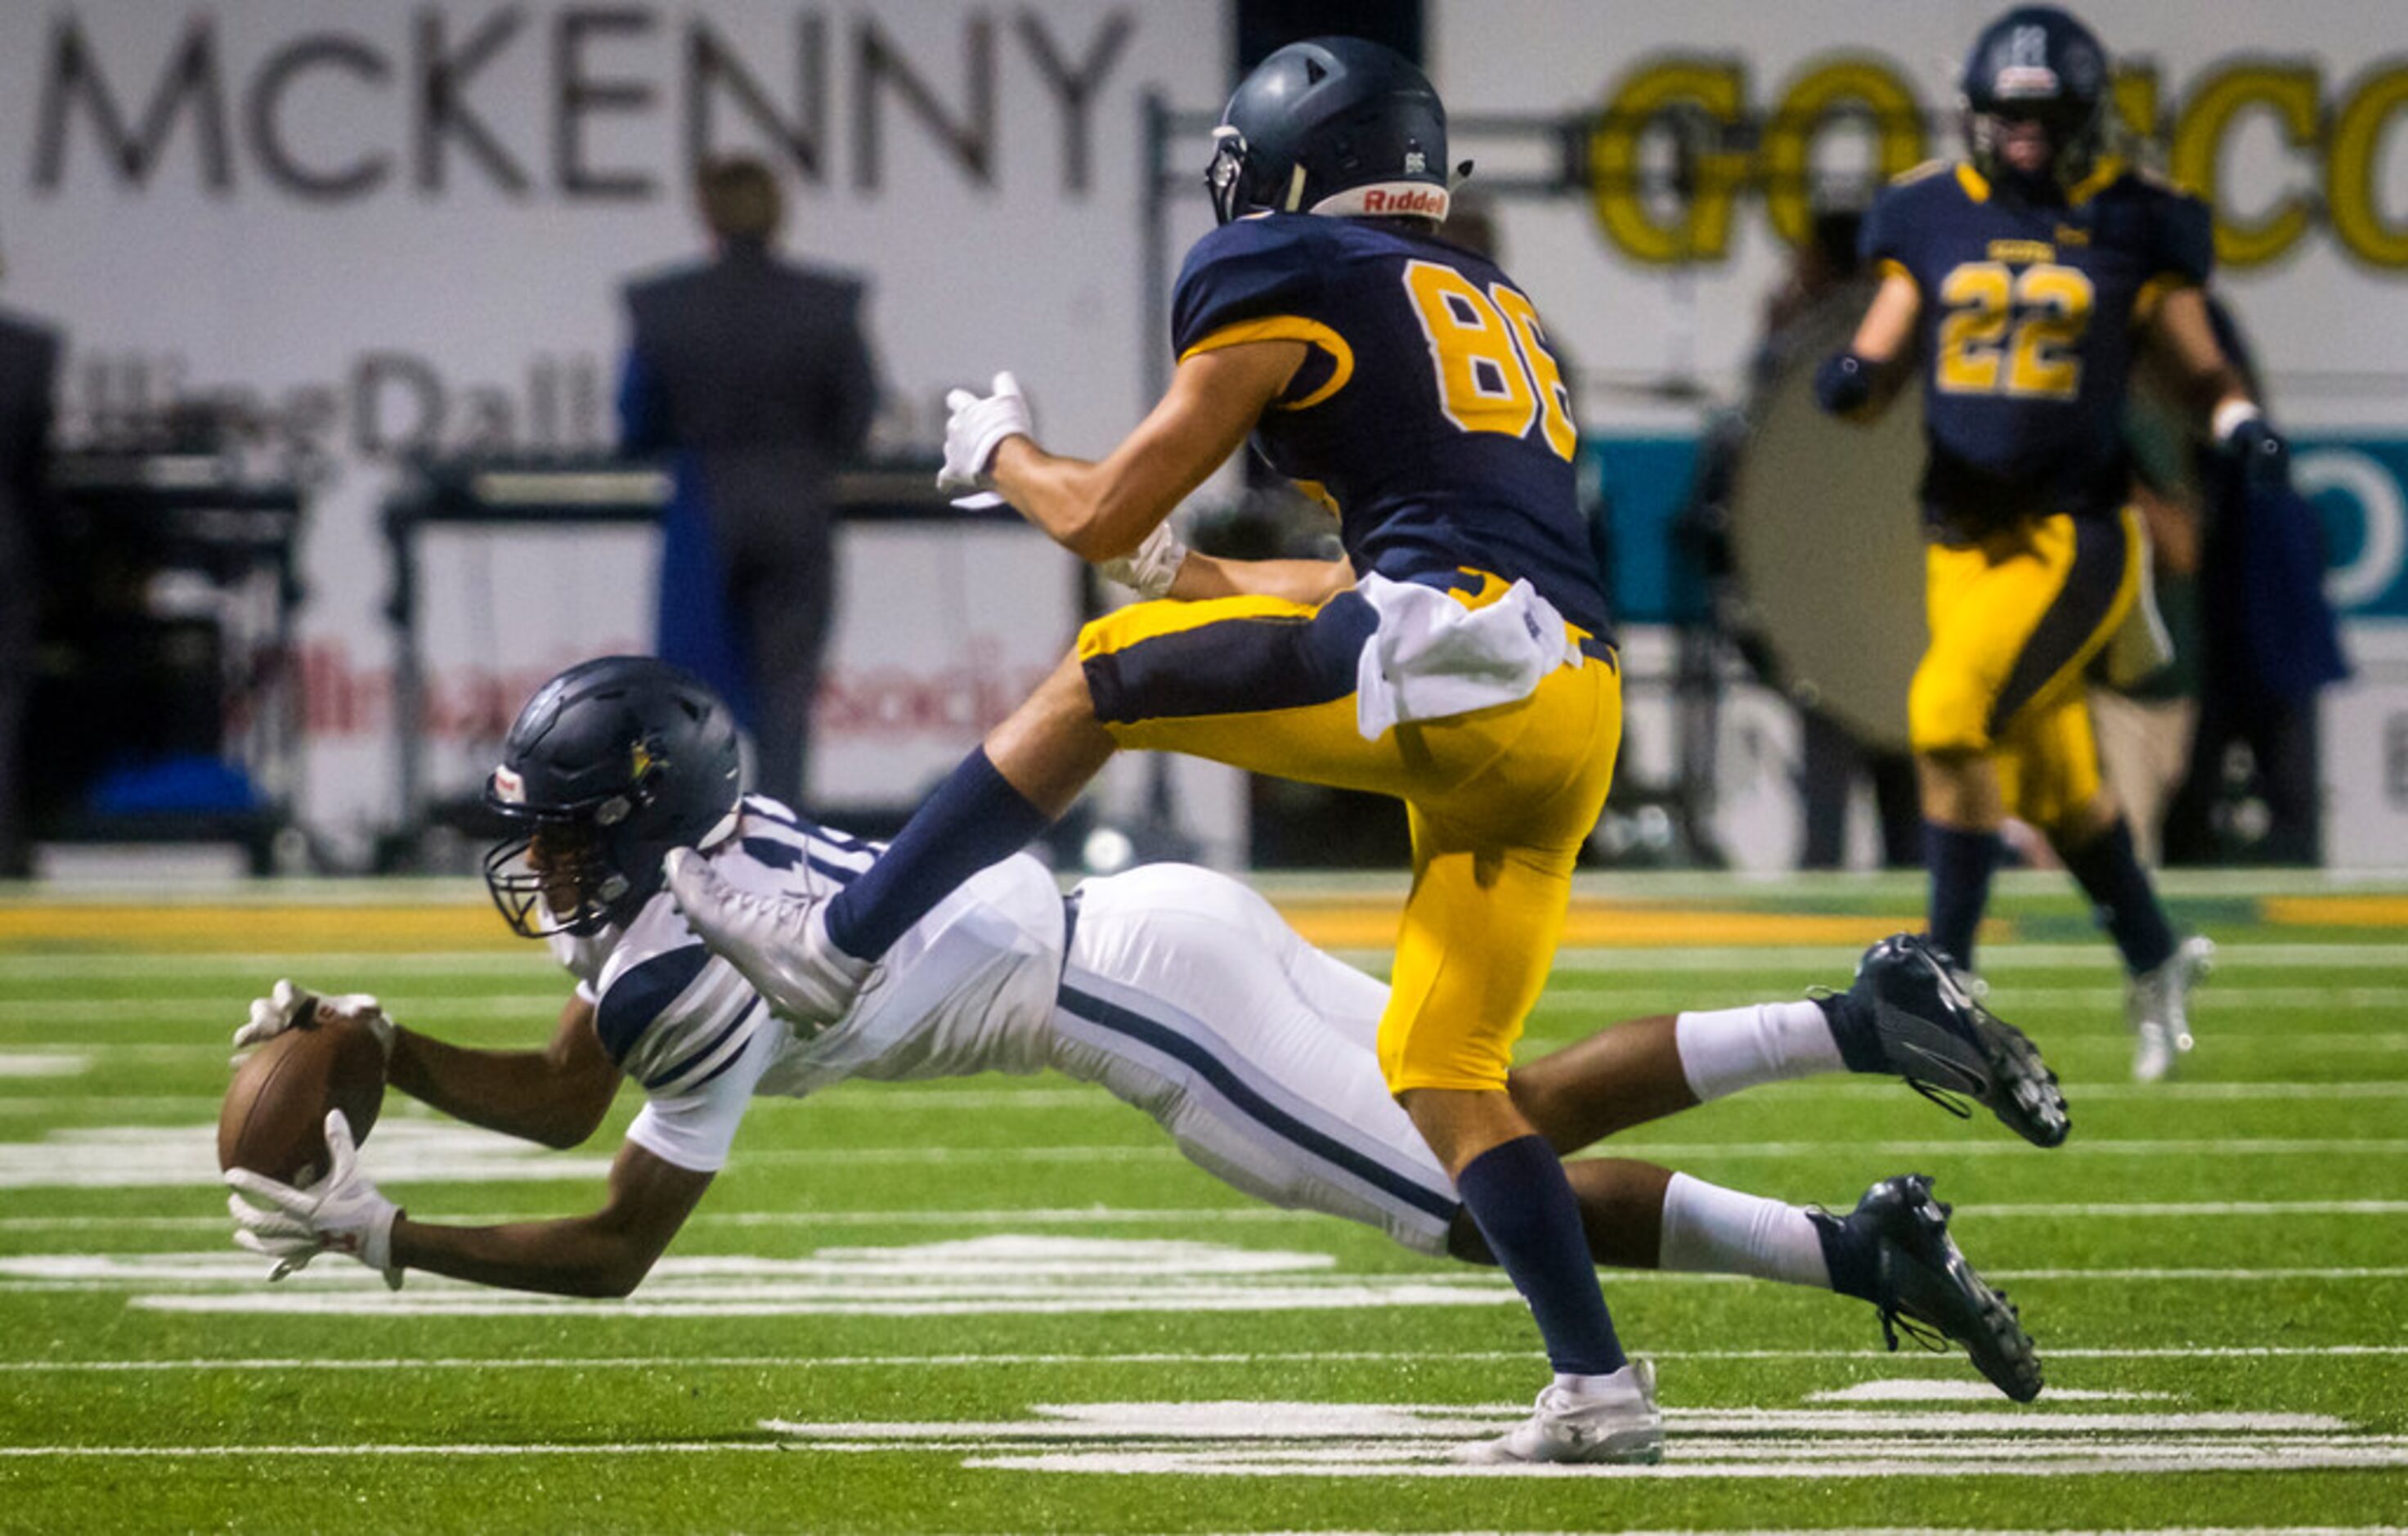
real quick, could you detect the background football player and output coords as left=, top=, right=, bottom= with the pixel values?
left=1815, top=4, right=2284, bottom=1082
left=226, top=657, right=2064, bottom=1465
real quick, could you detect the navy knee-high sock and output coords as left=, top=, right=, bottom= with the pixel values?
left=824, top=748, right=1053, bottom=961
left=1455, top=1136, right=1626, bottom=1377
left=2059, top=817, right=2177, bottom=975
left=1925, top=822, right=2002, bottom=972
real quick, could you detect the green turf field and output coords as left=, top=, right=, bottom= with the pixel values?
left=2, top=870, right=2405, bottom=1534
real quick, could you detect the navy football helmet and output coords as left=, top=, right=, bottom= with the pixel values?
left=1206, top=37, right=1453, bottom=227
left=482, top=656, right=743, bottom=938
left=1960, top=6, right=2111, bottom=191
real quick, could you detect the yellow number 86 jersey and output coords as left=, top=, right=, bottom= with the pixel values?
left=1863, top=159, right=2214, bottom=534
left=1171, top=213, right=1609, bottom=639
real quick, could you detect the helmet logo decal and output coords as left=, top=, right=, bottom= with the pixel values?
left=1405, top=149, right=1427, bottom=175
left=596, top=795, right=630, bottom=827
left=630, top=739, right=656, bottom=780
left=491, top=766, right=526, bottom=805
left=1996, top=24, right=2058, bottom=99
left=1312, top=182, right=1451, bottom=222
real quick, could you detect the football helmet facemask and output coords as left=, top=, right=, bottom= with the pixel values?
left=482, top=656, right=743, bottom=939
left=1959, top=5, right=2112, bottom=193
left=1206, top=36, right=1455, bottom=227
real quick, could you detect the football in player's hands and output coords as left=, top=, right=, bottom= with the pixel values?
left=218, top=999, right=388, bottom=1186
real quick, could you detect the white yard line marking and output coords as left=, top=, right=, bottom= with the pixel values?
left=0, top=995, right=564, bottom=1025
left=0, top=1442, right=790, bottom=1458
left=9, top=1197, right=2408, bottom=1237
left=0, top=1053, right=87, bottom=1077
left=752, top=1398, right=2408, bottom=1479
left=16, top=1082, right=2408, bottom=1114
left=698, top=1135, right=2408, bottom=1167
left=1804, top=1380, right=2168, bottom=1403
left=0, top=954, right=552, bottom=979
left=5, top=1344, right=2406, bottom=1373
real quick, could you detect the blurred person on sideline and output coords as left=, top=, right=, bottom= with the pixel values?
left=0, top=251, right=61, bottom=880
left=618, top=155, right=878, bottom=812
left=1754, top=209, right=1921, bottom=869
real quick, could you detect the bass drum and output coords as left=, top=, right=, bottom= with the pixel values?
left=1726, top=300, right=1930, bottom=752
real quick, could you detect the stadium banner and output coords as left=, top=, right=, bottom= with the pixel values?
left=3, top=0, right=2403, bottom=865
left=0, top=0, right=1221, bottom=859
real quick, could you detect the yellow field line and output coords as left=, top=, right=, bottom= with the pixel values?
left=0, top=900, right=1929, bottom=954
left=2260, top=896, right=2408, bottom=928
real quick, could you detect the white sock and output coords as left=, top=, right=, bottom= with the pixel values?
left=1657, top=1171, right=1832, bottom=1290
left=1674, top=999, right=1845, bottom=1102
left=1552, top=1363, right=1643, bottom=1397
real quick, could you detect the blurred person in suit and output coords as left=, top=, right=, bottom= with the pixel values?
left=618, top=156, right=880, bottom=812
left=0, top=257, right=61, bottom=879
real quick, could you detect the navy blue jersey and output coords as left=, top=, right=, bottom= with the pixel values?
left=1172, top=214, right=1608, bottom=636
left=1863, top=160, right=2213, bottom=529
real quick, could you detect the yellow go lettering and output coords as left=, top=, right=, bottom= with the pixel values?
left=1403, top=262, right=1576, bottom=461
left=2168, top=63, right=2319, bottom=271
left=1936, top=262, right=2093, bottom=401
left=1589, top=58, right=1747, bottom=265
left=1760, top=58, right=1926, bottom=249
left=2330, top=63, right=2408, bottom=269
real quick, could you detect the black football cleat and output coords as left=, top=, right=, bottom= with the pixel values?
left=1832, top=933, right=2069, bottom=1148
left=1845, top=1173, right=2042, bottom=1404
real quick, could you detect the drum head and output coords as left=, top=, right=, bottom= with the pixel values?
left=1728, top=303, right=1929, bottom=751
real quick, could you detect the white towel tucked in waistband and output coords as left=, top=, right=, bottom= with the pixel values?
left=1352, top=573, right=1583, bottom=741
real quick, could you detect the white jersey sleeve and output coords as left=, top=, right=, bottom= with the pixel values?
left=576, top=796, right=1066, bottom=1172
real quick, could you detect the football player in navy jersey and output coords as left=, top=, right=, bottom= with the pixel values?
left=224, top=658, right=2056, bottom=1449
left=1816, top=5, right=2280, bottom=1083
left=661, top=38, right=2068, bottom=1461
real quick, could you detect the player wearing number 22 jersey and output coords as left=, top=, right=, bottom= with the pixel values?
left=1818, top=5, right=2278, bottom=1085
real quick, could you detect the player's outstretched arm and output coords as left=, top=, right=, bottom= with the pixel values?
left=385, top=992, right=621, bottom=1150
left=1816, top=270, right=1921, bottom=421
left=2147, top=287, right=2285, bottom=477
left=387, top=1138, right=712, bottom=1298
left=988, top=340, right=1305, bottom=562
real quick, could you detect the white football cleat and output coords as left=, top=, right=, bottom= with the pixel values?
left=2128, top=935, right=2213, bottom=1084
left=1455, top=1360, right=1663, bottom=1466
left=661, top=848, right=873, bottom=1030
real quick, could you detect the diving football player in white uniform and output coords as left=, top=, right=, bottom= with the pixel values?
left=227, top=658, right=2061, bottom=1461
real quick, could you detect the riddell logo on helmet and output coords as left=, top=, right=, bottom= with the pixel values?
left=1362, top=186, right=1446, bottom=216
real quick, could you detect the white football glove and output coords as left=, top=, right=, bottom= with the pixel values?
left=1096, top=520, right=1190, bottom=600
left=938, top=371, right=1034, bottom=492
left=225, top=1110, right=404, bottom=1290
left=233, top=979, right=396, bottom=1062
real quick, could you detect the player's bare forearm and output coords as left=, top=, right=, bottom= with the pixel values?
left=1823, top=270, right=1923, bottom=422
left=1168, top=552, right=1353, bottom=605
left=390, top=1142, right=711, bottom=1297
left=988, top=341, right=1304, bottom=562
left=2146, top=285, right=2254, bottom=420
left=385, top=994, right=620, bottom=1149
